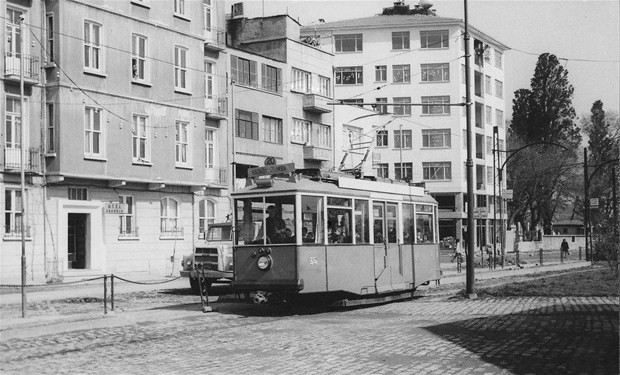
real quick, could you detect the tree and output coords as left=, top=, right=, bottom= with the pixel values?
left=507, top=53, right=582, bottom=235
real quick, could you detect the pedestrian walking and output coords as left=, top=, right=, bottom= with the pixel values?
left=561, top=239, right=570, bottom=256
left=452, top=239, right=464, bottom=273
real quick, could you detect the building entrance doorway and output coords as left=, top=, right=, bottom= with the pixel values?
left=68, top=213, right=88, bottom=269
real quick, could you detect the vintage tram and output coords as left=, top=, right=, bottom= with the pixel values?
left=231, top=169, right=440, bottom=305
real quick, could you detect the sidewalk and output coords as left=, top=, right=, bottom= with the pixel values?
left=0, top=261, right=593, bottom=338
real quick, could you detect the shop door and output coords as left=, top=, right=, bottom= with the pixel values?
left=68, top=213, right=88, bottom=269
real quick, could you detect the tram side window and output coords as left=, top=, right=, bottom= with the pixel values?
left=402, top=203, right=415, bottom=244
left=387, top=203, right=398, bottom=243
left=301, top=195, right=324, bottom=244
left=235, top=198, right=265, bottom=245
left=373, top=203, right=385, bottom=244
left=327, top=197, right=352, bottom=244
left=264, top=196, right=296, bottom=244
left=354, top=200, right=370, bottom=243
left=416, top=204, right=435, bottom=243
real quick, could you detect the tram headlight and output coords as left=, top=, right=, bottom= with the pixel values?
left=256, top=255, right=272, bottom=271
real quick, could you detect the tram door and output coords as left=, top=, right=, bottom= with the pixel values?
left=372, top=202, right=404, bottom=291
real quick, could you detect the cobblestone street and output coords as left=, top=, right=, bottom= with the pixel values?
left=1, top=292, right=617, bottom=374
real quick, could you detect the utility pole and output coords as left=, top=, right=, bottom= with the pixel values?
left=19, top=16, right=27, bottom=318
left=463, top=0, right=476, bottom=297
left=584, top=148, right=590, bottom=263
left=493, top=126, right=497, bottom=269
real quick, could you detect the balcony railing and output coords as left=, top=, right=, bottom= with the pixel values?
left=206, top=96, right=228, bottom=119
left=4, top=53, right=39, bottom=83
left=160, top=227, right=184, bottom=238
left=3, top=147, right=41, bottom=173
left=4, top=225, right=31, bottom=239
left=119, top=226, right=139, bottom=238
left=303, top=145, right=331, bottom=161
left=204, top=30, right=226, bottom=51
left=205, top=167, right=228, bottom=186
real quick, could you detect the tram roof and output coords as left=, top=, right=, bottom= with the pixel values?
left=232, top=175, right=437, bottom=204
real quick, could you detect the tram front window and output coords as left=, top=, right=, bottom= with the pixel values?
left=235, top=196, right=296, bottom=245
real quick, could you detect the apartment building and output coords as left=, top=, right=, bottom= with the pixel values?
left=301, top=1, right=509, bottom=250
left=1, top=0, right=230, bottom=284
left=226, top=13, right=334, bottom=185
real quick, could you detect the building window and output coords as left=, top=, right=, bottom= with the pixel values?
left=420, top=30, right=449, bottom=49
left=84, top=107, right=103, bottom=158
left=292, top=118, right=311, bottom=144
left=392, top=64, right=411, bottom=83
left=376, top=130, right=388, bottom=147
left=376, top=163, right=389, bottom=178
left=485, top=75, right=492, bottom=94
left=394, top=129, right=412, bottom=149
left=262, top=64, right=282, bottom=94
left=485, top=106, right=493, bottom=125
left=422, top=129, right=451, bottom=148
left=119, top=195, right=137, bottom=237
left=84, top=21, right=102, bottom=73
left=375, top=65, right=387, bottom=82
left=174, top=46, right=188, bottom=90
left=422, top=96, right=450, bottom=115
left=204, top=61, right=214, bottom=99
left=47, top=103, right=55, bottom=153
left=160, top=197, right=181, bottom=236
left=4, top=189, right=23, bottom=237
left=335, top=66, right=363, bottom=85
left=495, top=79, right=503, bottom=98
left=334, top=34, right=362, bottom=52
left=494, top=49, right=503, bottom=69
left=46, top=14, right=54, bottom=62
left=132, top=115, right=149, bottom=162
left=317, top=124, right=331, bottom=147
left=395, top=162, right=413, bottom=182
left=203, top=0, right=212, bottom=31
left=132, top=34, right=147, bottom=82
left=486, top=136, right=493, bottom=155
left=291, top=68, right=311, bottom=93
left=199, top=199, right=216, bottom=236
left=375, top=98, right=388, bottom=114
left=205, top=128, right=215, bottom=169
left=486, top=166, right=493, bottom=185
left=318, top=75, right=331, bottom=97
left=421, top=63, right=449, bottom=82
left=392, top=31, right=410, bottom=50
left=68, top=187, right=88, bottom=200
left=423, top=162, right=452, bottom=180
left=496, top=109, right=504, bottom=127
left=231, top=55, right=257, bottom=88
left=393, top=97, right=411, bottom=116
left=175, top=121, right=189, bottom=165
left=236, top=110, right=259, bottom=140
left=174, top=0, right=187, bottom=17
left=340, top=99, right=363, bottom=108
left=263, top=116, right=283, bottom=144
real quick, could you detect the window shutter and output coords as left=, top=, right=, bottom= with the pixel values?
left=231, top=56, right=238, bottom=83
left=250, top=60, right=257, bottom=88
left=261, top=63, right=266, bottom=90
left=251, top=112, right=259, bottom=140
left=276, top=67, right=282, bottom=94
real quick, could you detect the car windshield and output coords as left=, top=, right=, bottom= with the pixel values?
left=207, top=225, right=232, bottom=241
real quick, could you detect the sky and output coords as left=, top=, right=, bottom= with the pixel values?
left=226, top=0, right=620, bottom=120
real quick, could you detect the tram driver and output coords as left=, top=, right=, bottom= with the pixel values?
left=265, top=205, right=288, bottom=243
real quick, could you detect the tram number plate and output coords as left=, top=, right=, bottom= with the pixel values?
left=309, top=257, right=318, bottom=265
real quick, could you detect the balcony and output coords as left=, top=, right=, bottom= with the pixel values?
left=303, top=94, right=332, bottom=114
left=303, top=145, right=331, bottom=161
left=4, top=53, right=39, bottom=84
left=206, top=96, right=228, bottom=119
left=119, top=226, right=139, bottom=238
left=204, top=30, right=226, bottom=51
left=3, top=147, right=41, bottom=173
left=205, top=167, right=228, bottom=187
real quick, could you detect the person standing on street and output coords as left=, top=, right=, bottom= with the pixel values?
left=561, top=239, right=570, bottom=256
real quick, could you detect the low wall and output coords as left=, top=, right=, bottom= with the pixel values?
left=514, top=234, right=585, bottom=253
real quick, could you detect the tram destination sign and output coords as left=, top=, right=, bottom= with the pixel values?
left=104, top=202, right=128, bottom=214
left=248, top=163, right=295, bottom=178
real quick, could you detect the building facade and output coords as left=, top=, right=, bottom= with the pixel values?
left=301, top=1, right=509, bottom=251
left=226, top=13, right=334, bottom=186
left=1, top=0, right=230, bottom=284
